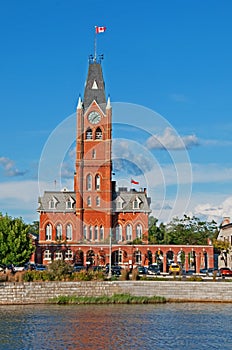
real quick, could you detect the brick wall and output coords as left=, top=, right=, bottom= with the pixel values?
left=0, top=281, right=231, bottom=304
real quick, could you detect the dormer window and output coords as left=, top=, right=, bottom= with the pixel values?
left=133, top=196, right=142, bottom=209
left=49, top=196, right=58, bottom=210
left=86, top=128, right=93, bottom=140
left=116, top=196, right=124, bottom=210
left=95, top=127, right=102, bottom=140
left=66, top=196, right=74, bottom=209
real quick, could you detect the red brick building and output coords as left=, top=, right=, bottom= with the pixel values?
left=37, top=57, right=214, bottom=272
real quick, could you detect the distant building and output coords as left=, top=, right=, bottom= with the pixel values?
left=217, top=217, right=232, bottom=268
left=36, top=55, right=213, bottom=272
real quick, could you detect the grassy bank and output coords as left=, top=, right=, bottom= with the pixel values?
left=48, top=293, right=166, bottom=304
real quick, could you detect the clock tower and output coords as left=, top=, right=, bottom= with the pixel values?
left=74, top=58, right=112, bottom=242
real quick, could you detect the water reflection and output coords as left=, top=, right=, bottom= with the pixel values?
left=0, top=303, right=232, bottom=349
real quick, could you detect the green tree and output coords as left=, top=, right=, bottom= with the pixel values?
left=165, top=215, right=219, bottom=245
left=0, top=213, right=35, bottom=265
left=148, top=216, right=166, bottom=244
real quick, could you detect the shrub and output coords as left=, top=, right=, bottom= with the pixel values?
left=120, top=268, right=130, bottom=281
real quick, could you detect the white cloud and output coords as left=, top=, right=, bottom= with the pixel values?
left=146, top=127, right=199, bottom=150
left=0, top=156, right=27, bottom=177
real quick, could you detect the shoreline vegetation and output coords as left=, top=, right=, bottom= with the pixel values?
left=48, top=294, right=167, bottom=304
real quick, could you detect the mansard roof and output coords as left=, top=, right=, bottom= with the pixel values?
left=38, top=190, right=76, bottom=212
left=83, top=62, right=106, bottom=112
left=113, top=187, right=151, bottom=213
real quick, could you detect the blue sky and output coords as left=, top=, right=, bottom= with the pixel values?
left=1, top=0, right=232, bottom=224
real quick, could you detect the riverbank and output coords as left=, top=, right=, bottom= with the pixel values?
left=0, top=280, right=232, bottom=304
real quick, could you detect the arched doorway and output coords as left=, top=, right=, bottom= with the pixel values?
left=74, top=249, right=84, bottom=265
left=86, top=249, right=95, bottom=266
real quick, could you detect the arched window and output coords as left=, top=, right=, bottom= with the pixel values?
left=45, top=224, right=52, bottom=240
left=135, top=250, right=142, bottom=264
left=56, top=224, right=62, bottom=240
left=95, top=174, right=100, bottom=190
left=100, top=226, right=104, bottom=240
left=83, top=225, right=87, bottom=240
left=65, top=249, right=73, bottom=260
left=95, top=127, right=102, bottom=140
left=87, top=196, right=91, bottom=207
left=44, top=249, right=51, bottom=260
left=87, top=174, right=92, bottom=190
left=66, top=224, right=72, bottom=240
left=94, top=226, right=98, bottom=241
left=96, top=196, right=100, bottom=206
left=54, top=250, right=63, bottom=260
left=86, top=128, right=92, bottom=140
left=89, top=226, right=93, bottom=241
left=126, top=224, right=132, bottom=241
left=116, top=224, right=122, bottom=241
left=136, top=224, right=142, bottom=239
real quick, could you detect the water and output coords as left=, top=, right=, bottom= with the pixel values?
left=0, top=303, right=231, bottom=350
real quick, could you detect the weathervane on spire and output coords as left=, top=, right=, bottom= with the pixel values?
left=93, top=26, right=107, bottom=62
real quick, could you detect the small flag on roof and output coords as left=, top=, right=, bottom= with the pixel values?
left=131, top=179, right=139, bottom=185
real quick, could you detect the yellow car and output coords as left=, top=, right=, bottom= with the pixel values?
left=169, top=263, right=181, bottom=274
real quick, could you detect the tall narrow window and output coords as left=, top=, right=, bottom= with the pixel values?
left=87, top=174, right=92, bottom=190
left=94, top=226, right=98, bottom=241
left=136, top=224, right=142, bottom=239
left=66, top=224, right=72, bottom=240
left=86, top=128, right=92, bottom=139
left=92, top=149, right=96, bottom=159
left=87, top=196, right=91, bottom=207
left=89, top=226, right=92, bottom=241
left=126, top=224, right=132, bottom=241
left=95, top=174, right=100, bottom=190
left=45, top=224, right=52, bottom=240
left=116, top=224, right=122, bottom=241
left=96, top=196, right=100, bottom=206
left=56, top=224, right=62, bottom=240
left=83, top=225, right=87, bottom=240
left=100, top=226, right=104, bottom=240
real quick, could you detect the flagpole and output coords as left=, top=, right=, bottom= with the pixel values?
left=94, top=27, right=97, bottom=62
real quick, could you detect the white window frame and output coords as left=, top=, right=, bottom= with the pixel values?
left=66, top=224, right=72, bottom=240
left=45, top=224, right=52, bottom=241
left=56, top=224, right=62, bottom=240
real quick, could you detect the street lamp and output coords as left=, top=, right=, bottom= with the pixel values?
left=108, top=228, right=112, bottom=278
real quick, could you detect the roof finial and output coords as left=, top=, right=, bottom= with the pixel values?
left=106, top=95, right=111, bottom=109
left=77, top=95, right=82, bottom=110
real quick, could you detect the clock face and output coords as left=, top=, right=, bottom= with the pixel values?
left=88, top=111, right=101, bottom=124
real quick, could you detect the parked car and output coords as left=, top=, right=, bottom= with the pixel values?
left=182, top=269, right=195, bottom=276
left=135, top=266, right=147, bottom=275
left=73, top=264, right=86, bottom=272
left=13, top=265, right=25, bottom=272
left=35, top=264, right=47, bottom=271
left=169, top=263, right=181, bottom=274
left=200, top=268, right=208, bottom=274
left=207, top=268, right=221, bottom=277
left=147, top=264, right=161, bottom=275
left=219, top=267, right=232, bottom=277
left=105, top=265, right=123, bottom=276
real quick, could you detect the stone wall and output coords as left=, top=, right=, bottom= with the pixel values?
left=0, top=281, right=231, bottom=304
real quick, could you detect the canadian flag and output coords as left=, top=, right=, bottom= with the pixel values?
left=131, top=179, right=139, bottom=185
left=95, top=26, right=106, bottom=34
